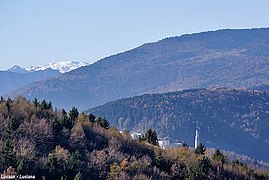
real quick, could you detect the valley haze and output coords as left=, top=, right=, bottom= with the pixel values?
left=8, top=28, right=269, bottom=110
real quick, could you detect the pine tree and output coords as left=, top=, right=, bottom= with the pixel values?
left=67, top=150, right=82, bottom=178
left=61, top=109, right=73, bottom=129
left=213, top=149, right=226, bottom=167
left=40, top=100, right=48, bottom=110
left=46, top=154, right=58, bottom=178
left=69, top=107, right=79, bottom=122
left=88, top=113, right=96, bottom=123
left=155, top=153, right=165, bottom=169
left=6, top=117, right=18, bottom=136
left=48, top=101, right=53, bottom=110
left=140, top=129, right=159, bottom=146
left=0, top=96, right=4, bottom=103
left=5, top=98, right=11, bottom=112
left=189, top=156, right=212, bottom=179
left=96, top=117, right=110, bottom=129
left=195, top=143, right=206, bottom=155
left=0, top=139, right=16, bottom=171
left=33, top=98, right=39, bottom=108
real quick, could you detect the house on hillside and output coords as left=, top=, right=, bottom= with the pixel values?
left=130, top=132, right=142, bottom=139
left=158, top=137, right=170, bottom=149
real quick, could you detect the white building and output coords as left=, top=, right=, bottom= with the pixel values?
left=130, top=132, right=142, bottom=139
left=158, top=138, right=170, bottom=149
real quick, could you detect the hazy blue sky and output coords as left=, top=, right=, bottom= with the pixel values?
left=1, top=0, right=269, bottom=70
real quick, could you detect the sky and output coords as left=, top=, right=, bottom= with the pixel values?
left=0, top=0, right=269, bottom=70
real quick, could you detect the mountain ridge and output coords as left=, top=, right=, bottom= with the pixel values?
left=86, top=88, right=269, bottom=162
left=26, top=60, right=89, bottom=73
left=1, top=61, right=90, bottom=96
left=7, top=61, right=89, bottom=74
left=10, top=28, right=269, bottom=109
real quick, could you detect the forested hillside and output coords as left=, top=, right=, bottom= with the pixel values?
left=11, top=28, right=269, bottom=109
left=88, top=88, right=269, bottom=162
left=0, top=96, right=268, bottom=179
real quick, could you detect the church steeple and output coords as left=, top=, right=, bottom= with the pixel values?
left=195, top=125, right=200, bottom=149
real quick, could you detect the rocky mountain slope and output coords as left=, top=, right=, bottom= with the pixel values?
left=11, top=28, right=269, bottom=109
left=87, top=88, right=269, bottom=162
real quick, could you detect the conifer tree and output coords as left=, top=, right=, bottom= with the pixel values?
left=40, top=100, right=48, bottom=110
left=6, top=117, right=17, bottom=136
left=33, top=98, right=39, bottom=108
left=0, top=96, right=4, bottom=103
left=189, top=157, right=212, bottom=179
left=213, top=149, right=226, bottom=167
left=88, top=113, right=96, bottom=123
left=140, top=129, right=159, bottom=146
left=96, top=117, right=110, bottom=129
left=195, top=143, right=206, bottom=155
left=0, top=139, right=16, bottom=171
left=69, top=107, right=79, bottom=122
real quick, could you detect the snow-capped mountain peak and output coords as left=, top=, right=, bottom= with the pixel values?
left=7, top=65, right=29, bottom=74
left=26, top=61, right=89, bottom=73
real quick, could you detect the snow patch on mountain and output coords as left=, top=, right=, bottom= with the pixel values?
left=26, top=61, right=90, bottom=73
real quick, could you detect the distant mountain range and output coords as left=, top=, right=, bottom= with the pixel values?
left=0, top=61, right=89, bottom=96
left=87, top=88, right=269, bottom=162
left=7, top=65, right=29, bottom=74
left=7, top=61, right=89, bottom=74
left=0, top=69, right=60, bottom=96
left=9, top=28, right=269, bottom=109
